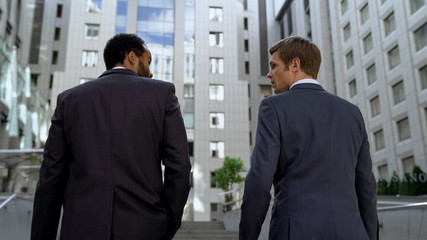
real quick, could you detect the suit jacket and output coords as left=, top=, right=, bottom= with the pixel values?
left=239, top=83, right=378, bottom=240
left=31, top=69, right=191, bottom=240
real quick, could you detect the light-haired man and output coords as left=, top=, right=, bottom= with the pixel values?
left=239, top=36, right=378, bottom=240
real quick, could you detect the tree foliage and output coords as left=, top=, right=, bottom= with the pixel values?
left=212, top=156, right=246, bottom=192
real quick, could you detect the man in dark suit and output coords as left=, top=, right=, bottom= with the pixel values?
left=31, top=34, right=191, bottom=240
left=239, top=36, right=378, bottom=239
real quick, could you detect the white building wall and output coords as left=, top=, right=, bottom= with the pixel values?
left=193, top=0, right=250, bottom=221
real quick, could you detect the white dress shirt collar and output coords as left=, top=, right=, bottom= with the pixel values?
left=290, top=78, right=320, bottom=89
left=112, top=66, right=126, bottom=70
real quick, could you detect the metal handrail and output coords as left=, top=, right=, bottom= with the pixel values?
left=0, top=148, right=44, bottom=153
left=218, top=189, right=236, bottom=196
left=220, top=199, right=427, bottom=211
left=0, top=193, right=17, bottom=209
left=377, top=201, right=427, bottom=211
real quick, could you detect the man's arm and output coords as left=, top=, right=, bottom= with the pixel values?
left=162, top=84, right=191, bottom=239
left=31, top=94, right=69, bottom=240
left=239, top=98, right=280, bottom=240
left=355, top=112, right=378, bottom=240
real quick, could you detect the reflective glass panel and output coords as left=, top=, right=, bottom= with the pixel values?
left=164, top=33, right=174, bottom=46
left=117, top=1, right=127, bottom=15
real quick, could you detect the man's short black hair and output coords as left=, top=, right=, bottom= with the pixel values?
left=103, top=33, right=146, bottom=70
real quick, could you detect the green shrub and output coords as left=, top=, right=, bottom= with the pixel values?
left=398, top=173, right=411, bottom=195
left=387, top=171, right=399, bottom=195
left=377, top=178, right=388, bottom=195
left=410, top=166, right=427, bottom=196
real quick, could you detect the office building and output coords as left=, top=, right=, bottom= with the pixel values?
left=0, top=0, right=51, bottom=150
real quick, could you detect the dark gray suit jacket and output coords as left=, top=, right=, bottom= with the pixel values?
left=240, top=83, right=378, bottom=240
left=31, top=69, right=191, bottom=240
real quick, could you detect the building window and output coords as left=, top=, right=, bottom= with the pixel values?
left=117, top=0, right=127, bottom=15
left=210, top=113, right=225, bottom=129
left=184, top=113, right=194, bottom=129
left=209, top=32, right=223, bottom=47
left=402, top=156, right=415, bottom=173
left=210, top=172, right=219, bottom=188
left=414, top=23, right=426, bottom=51
left=210, top=141, right=225, bottom=158
left=116, top=0, right=127, bottom=34
left=349, top=79, right=357, bottom=97
left=367, top=64, right=377, bottom=85
left=343, top=23, right=351, bottom=42
left=15, top=35, right=21, bottom=49
left=210, top=84, right=224, bottom=101
left=370, top=96, right=381, bottom=117
left=245, top=61, right=250, bottom=74
left=209, top=7, right=223, bottom=22
left=56, top=4, right=63, bottom=18
left=397, top=117, right=411, bottom=141
left=260, top=85, right=272, bottom=98
left=184, top=84, right=194, bottom=98
left=420, top=65, right=427, bottom=90
left=244, top=39, right=249, bottom=52
left=287, top=7, right=293, bottom=35
left=87, top=0, right=102, bottom=13
left=211, top=203, right=220, bottom=215
left=378, top=164, right=388, bottom=180
left=85, top=24, right=100, bottom=40
left=410, top=0, right=425, bottom=14
left=31, top=74, right=39, bottom=86
left=244, top=18, right=248, bottom=30
left=388, top=46, right=400, bottom=69
left=392, top=80, right=405, bottom=104
left=374, top=129, right=385, bottom=151
left=82, top=50, right=98, bottom=67
left=49, top=75, right=54, bottom=89
left=341, top=0, right=348, bottom=15
left=346, top=50, right=354, bottom=69
left=360, top=3, right=369, bottom=25
left=425, top=108, right=427, bottom=129
left=384, top=12, right=396, bottom=37
left=210, top=58, right=224, bottom=74
left=54, top=27, right=61, bottom=41
left=188, top=141, right=194, bottom=157
left=363, top=33, right=373, bottom=54
left=52, top=51, right=58, bottom=64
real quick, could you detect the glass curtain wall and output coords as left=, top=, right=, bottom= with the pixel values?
left=116, top=0, right=128, bottom=34
left=0, top=39, right=52, bottom=149
left=137, top=0, right=175, bottom=82
left=183, top=0, right=195, bottom=129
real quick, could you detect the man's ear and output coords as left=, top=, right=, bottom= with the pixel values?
left=127, top=51, right=137, bottom=65
left=289, top=57, right=301, bottom=72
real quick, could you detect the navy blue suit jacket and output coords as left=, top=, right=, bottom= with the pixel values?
left=240, top=83, right=378, bottom=239
left=31, top=69, right=191, bottom=240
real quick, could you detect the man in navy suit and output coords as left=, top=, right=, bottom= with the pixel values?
left=239, top=36, right=378, bottom=239
left=31, top=34, right=191, bottom=240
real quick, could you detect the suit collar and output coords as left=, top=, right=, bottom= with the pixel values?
left=99, top=68, right=138, bottom=78
left=289, top=83, right=325, bottom=91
